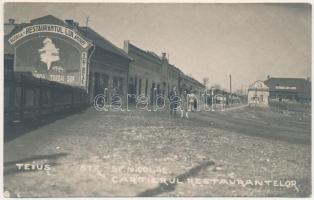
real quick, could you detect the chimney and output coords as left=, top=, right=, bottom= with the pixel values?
left=65, top=19, right=74, bottom=26
left=123, top=40, right=129, bottom=53
left=267, top=75, right=270, bottom=80
left=8, top=18, right=15, bottom=25
left=162, top=52, right=167, bottom=61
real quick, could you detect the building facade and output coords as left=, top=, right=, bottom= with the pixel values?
left=123, top=41, right=163, bottom=100
left=123, top=40, right=206, bottom=102
left=5, top=15, right=206, bottom=111
left=164, top=62, right=181, bottom=96
left=5, top=15, right=132, bottom=103
left=248, top=80, right=269, bottom=107
left=264, top=76, right=311, bottom=104
left=180, top=74, right=205, bottom=99
left=78, top=27, right=132, bottom=102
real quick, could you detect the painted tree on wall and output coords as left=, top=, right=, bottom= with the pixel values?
left=38, top=38, right=60, bottom=70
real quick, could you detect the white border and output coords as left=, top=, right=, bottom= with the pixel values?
left=0, top=1, right=312, bottom=200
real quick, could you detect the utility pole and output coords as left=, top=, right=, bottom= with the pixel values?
left=229, top=74, right=232, bottom=94
left=86, top=16, right=90, bottom=28
left=211, top=87, right=214, bottom=111
left=229, top=74, right=232, bottom=105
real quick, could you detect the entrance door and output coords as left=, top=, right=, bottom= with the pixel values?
left=94, top=73, right=101, bottom=98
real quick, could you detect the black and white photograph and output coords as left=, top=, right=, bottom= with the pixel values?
left=2, top=1, right=312, bottom=198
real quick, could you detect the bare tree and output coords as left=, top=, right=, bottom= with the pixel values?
left=235, top=89, right=244, bottom=95
left=212, top=84, right=221, bottom=90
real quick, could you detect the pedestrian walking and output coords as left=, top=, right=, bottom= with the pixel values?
left=188, top=92, right=196, bottom=112
left=169, top=86, right=178, bottom=116
left=193, top=93, right=198, bottom=111
left=180, top=90, right=189, bottom=119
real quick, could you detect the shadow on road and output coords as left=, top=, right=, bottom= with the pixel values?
left=137, top=160, right=215, bottom=197
left=4, top=108, right=88, bottom=143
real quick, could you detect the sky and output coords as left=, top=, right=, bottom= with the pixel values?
left=4, top=3, right=312, bottom=91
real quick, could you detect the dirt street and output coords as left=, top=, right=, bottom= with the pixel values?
left=3, top=106, right=311, bottom=197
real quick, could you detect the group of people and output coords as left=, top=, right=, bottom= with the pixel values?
left=169, top=86, right=198, bottom=119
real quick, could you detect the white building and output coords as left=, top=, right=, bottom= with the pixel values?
left=248, top=80, right=269, bottom=107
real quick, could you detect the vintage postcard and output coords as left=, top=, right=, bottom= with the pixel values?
left=2, top=1, right=311, bottom=198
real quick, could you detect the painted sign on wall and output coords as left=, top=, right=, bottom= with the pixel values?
left=9, top=24, right=90, bottom=49
left=15, top=36, right=85, bottom=86
left=8, top=16, right=94, bottom=88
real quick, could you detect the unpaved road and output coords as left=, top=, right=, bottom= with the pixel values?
left=3, top=106, right=311, bottom=197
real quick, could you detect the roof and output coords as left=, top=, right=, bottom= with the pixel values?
left=168, top=63, right=182, bottom=74
left=182, top=74, right=205, bottom=88
left=248, top=80, right=269, bottom=91
left=9, top=15, right=66, bottom=36
left=78, top=27, right=132, bottom=61
left=264, top=77, right=311, bottom=96
left=31, top=15, right=65, bottom=25
left=127, top=42, right=162, bottom=64
left=4, top=23, right=18, bottom=35
left=4, top=15, right=132, bottom=61
left=146, top=51, right=161, bottom=60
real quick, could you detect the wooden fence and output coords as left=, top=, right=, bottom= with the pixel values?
left=269, top=101, right=311, bottom=114
left=4, top=72, right=89, bottom=123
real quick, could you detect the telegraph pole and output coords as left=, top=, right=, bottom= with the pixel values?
left=86, top=16, right=90, bottom=28
left=229, top=74, right=232, bottom=94
left=211, top=87, right=214, bottom=111
left=229, top=74, right=232, bottom=105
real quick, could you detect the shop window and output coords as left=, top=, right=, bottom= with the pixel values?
left=134, top=77, right=138, bottom=95
left=145, top=80, right=148, bottom=96
left=138, top=78, right=142, bottom=95
left=157, top=84, right=160, bottom=94
left=101, top=74, right=109, bottom=90
left=113, top=76, right=123, bottom=95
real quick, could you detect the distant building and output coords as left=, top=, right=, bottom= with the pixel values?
left=248, top=80, right=269, bottom=107
left=180, top=74, right=205, bottom=99
left=264, top=76, right=311, bottom=104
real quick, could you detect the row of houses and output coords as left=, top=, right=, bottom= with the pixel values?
left=248, top=76, right=311, bottom=106
left=4, top=15, right=205, bottom=106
